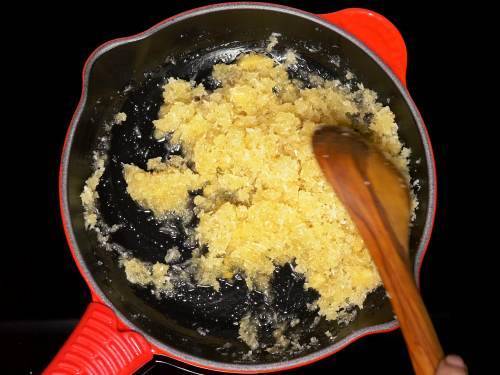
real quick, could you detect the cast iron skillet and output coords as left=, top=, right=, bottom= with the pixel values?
left=48, top=3, right=436, bottom=374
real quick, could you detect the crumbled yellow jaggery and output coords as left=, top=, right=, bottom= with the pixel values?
left=123, top=160, right=204, bottom=217
left=114, top=112, right=127, bottom=124
left=123, top=258, right=152, bottom=285
left=123, top=258, right=172, bottom=290
left=266, top=32, right=281, bottom=52
left=238, top=314, right=259, bottom=350
left=128, top=53, right=410, bottom=321
left=266, top=323, right=291, bottom=354
left=81, top=155, right=106, bottom=229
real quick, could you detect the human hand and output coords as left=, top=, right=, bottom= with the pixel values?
left=436, top=355, right=467, bottom=375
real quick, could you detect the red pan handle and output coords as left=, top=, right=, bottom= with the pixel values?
left=319, top=8, right=408, bottom=86
left=43, top=302, right=152, bottom=375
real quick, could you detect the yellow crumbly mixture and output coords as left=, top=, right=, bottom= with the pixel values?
left=114, top=111, right=127, bottom=124
left=123, top=258, right=172, bottom=290
left=124, top=156, right=203, bottom=217
left=123, top=53, right=411, bottom=320
left=238, top=314, right=259, bottom=351
left=81, top=155, right=106, bottom=229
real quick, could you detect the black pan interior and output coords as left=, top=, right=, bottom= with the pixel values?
left=64, top=7, right=430, bottom=365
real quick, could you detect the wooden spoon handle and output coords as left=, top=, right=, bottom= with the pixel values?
left=353, top=203, right=444, bottom=374
left=314, top=129, right=443, bottom=374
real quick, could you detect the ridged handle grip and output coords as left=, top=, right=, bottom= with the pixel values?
left=319, top=8, right=408, bottom=86
left=44, top=303, right=152, bottom=375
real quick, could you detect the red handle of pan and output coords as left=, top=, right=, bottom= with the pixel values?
left=320, top=8, right=408, bottom=86
left=43, top=302, right=152, bottom=375
left=47, top=7, right=409, bottom=375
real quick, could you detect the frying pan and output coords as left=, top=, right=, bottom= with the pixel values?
left=48, top=3, right=437, bottom=374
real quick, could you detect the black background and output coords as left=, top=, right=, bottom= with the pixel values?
left=2, top=1, right=482, bottom=374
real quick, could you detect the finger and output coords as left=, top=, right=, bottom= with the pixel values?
left=444, top=355, right=466, bottom=369
left=436, top=355, right=468, bottom=375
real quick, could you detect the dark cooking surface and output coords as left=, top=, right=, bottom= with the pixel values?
left=4, top=1, right=479, bottom=374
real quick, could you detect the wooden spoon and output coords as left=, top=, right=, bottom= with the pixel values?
left=313, top=126, right=443, bottom=375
